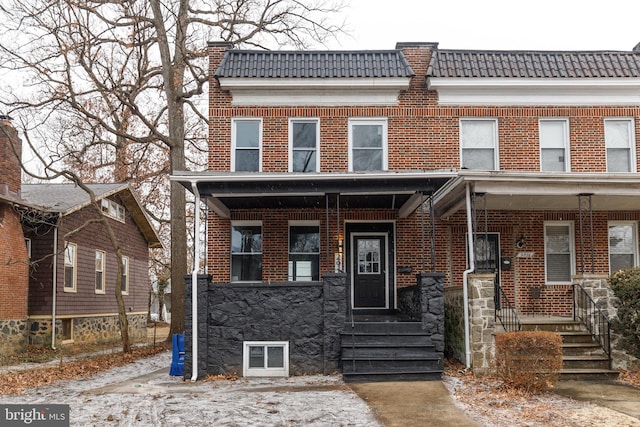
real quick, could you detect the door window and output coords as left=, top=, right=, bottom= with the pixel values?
left=357, top=239, right=381, bottom=274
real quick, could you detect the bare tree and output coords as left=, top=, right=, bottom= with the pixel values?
left=4, top=116, right=134, bottom=352
left=0, top=0, right=346, bottom=338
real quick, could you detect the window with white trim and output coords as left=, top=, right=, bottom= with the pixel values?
left=609, top=222, right=638, bottom=273
left=288, top=222, right=320, bottom=281
left=243, top=341, right=289, bottom=377
left=349, top=119, right=387, bottom=171
left=231, top=222, right=262, bottom=282
left=544, top=222, right=575, bottom=284
left=95, top=250, right=106, bottom=294
left=63, top=242, right=77, bottom=292
left=289, top=119, right=319, bottom=172
left=25, top=238, right=31, bottom=259
left=540, top=119, right=569, bottom=172
left=121, top=256, right=129, bottom=295
left=460, top=119, right=498, bottom=170
left=605, top=118, right=636, bottom=172
left=101, top=198, right=125, bottom=222
left=232, top=118, right=262, bottom=172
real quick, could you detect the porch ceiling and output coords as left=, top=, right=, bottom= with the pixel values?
left=171, top=170, right=456, bottom=218
left=433, top=171, right=640, bottom=217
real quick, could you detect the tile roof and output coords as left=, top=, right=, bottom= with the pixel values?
left=215, top=50, right=415, bottom=78
left=428, top=50, right=640, bottom=78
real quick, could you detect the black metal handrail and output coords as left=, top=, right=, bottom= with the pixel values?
left=573, top=283, right=611, bottom=358
left=495, top=283, right=522, bottom=332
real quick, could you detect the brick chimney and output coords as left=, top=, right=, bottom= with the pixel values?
left=0, top=115, right=22, bottom=198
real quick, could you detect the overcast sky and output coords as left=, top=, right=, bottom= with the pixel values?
left=325, top=0, right=640, bottom=51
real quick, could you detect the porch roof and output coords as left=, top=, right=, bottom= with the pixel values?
left=433, top=171, right=640, bottom=217
left=171, top=170, right=456, bottom=218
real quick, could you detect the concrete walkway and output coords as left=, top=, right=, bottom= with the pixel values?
left=348, top=381, right=482, bottom=427
left=553, top=379, right=640, bottom=420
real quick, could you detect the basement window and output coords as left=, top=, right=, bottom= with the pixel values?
left=243, top=341, right=289, bottom=377
left=60, top=318, right=74, bottom=343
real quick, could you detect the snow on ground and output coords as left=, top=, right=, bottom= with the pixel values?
left=1, top=352, right=380, bottom=427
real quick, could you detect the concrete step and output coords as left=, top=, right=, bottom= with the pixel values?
left=559, top=368, right=619, bottom=380
left=561, top=342, right=606, bottom=356
left=562, top=355, right=611, bottom=370
left=341, top=346, right=437, bottom=359
left=344, top=321, right=425, bottom=334
left=342, top=357, right=443, bottom=373
left=558, top=331, right=597, bottom=344
left=342, top=369, right=442, bottom=383
left=341, top=334, right=433, bottom=347
left=521, top=319, right=584, bottom=333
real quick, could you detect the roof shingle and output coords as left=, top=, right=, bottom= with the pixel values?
left=215, top=50, right=415, bottom=79
left=428, top=50, right=640, bottom=78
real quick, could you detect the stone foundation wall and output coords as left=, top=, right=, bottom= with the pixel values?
left=184, top=274, right=347, bottom=379
left=28, top=313, right=147, bottom=347
left=468, top=274, right=497, bottom=375
left=0, top=319, right=28, bottom=356
left=444, top=286, right=465, bottom=362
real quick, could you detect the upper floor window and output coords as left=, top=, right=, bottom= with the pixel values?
left=231, top=222, right=262, bottom=282
left=101, top=199, right=125, bottom=222
left=64, top=242, right=77, bottom=292
left=95, top=250, right=105, bottom=294
left=289, top=119, right=319, bottom=172
left=544, top=222, right=574, bottom=284
left=609, top=222, right=638, bottom=273
left=232, top=119, right=262, bottom=172
left=121, top=256, right=129, bottom=295
left=349, top=119, right=387, bottom=171
left=288, top=222, right=320, bottom=281
left=540, top=119, right=569, bottom=172
left=605, top=118, right=636, bottom=172
left=460, top=119, right=498, bottom=170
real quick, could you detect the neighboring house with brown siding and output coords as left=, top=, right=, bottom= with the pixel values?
left=20, top=183, right=162, bottom=347
left=1, top=116, right=161, bottom=355
left=173, top=40, right=640, bottom=380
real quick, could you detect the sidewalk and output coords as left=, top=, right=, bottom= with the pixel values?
left=553, top=379, right=640, bottom=421
left=348, top=381, right=482, bottom=427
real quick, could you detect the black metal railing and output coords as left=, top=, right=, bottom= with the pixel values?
left=574, top=283, right=611, bottom=357
left=495, top=284, right=522, bottom=332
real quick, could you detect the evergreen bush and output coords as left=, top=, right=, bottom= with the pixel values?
left=609, top=268, right=640, bottom=359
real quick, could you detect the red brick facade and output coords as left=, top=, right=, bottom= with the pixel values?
left=206, top=43, right=640, bottom=316
left=0, top=120, right=28, bottom=322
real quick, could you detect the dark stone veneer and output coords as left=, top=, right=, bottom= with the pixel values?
left=184, top=273, right=347, bottom=379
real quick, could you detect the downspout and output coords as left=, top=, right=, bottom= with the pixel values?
left=51, top=224, right=58, bottom=350
left=190, top=182, right=201, bottom=382
left=462, top=183, right=474, bottom=369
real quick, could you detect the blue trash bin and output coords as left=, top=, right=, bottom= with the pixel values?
left=169, top=333, right=185, bottom=376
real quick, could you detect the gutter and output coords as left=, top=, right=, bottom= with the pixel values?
left=190, top=182, right=201, bottom=382
left=462, top=183, right=474, bottom=369
left=51, top=225, right=58, bottom=350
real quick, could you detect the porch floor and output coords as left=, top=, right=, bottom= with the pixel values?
left=351, top=313, right=417, bottom=322
left=518, top=315, right=575, bottom=324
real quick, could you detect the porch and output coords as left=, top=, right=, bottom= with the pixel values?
left=445, top=272, right=623, bottom=378
left=182, top=272, right=445, bottom=381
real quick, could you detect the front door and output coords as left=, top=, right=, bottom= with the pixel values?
left=474, top=233, right=501, bottom=308
left=352, top=233, right=388, bottom=309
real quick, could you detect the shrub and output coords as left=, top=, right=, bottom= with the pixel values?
left=494, top=331, right=563, bottom=393
left=609, top=268, right=640, bottom=359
